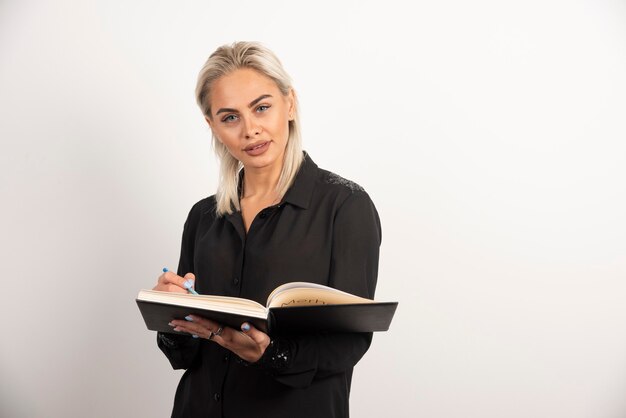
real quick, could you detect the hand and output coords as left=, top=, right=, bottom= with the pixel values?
left=169, top=315, right=271, bottom=363
left=153, top=271, right=196, bottom=294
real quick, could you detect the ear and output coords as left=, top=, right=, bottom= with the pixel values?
left=287, top=88, right=296, bottom=121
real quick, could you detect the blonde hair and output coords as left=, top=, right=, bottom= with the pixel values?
left=195, top=41, right=304, bottom=216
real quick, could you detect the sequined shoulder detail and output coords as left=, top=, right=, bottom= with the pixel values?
left=324, top=171, right=365, bottom=193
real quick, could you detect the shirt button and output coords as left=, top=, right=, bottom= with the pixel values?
left=259, top=211, right=267, bottom=219
left=214, top=393, right=221, bottom=402
left=233, top=277, right=240, bottom=286
left=223, top=354, right=230, bottom=362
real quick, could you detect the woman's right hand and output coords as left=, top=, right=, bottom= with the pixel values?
left=153, top=271, right=196, bottom=293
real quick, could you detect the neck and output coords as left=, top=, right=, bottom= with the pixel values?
left=242, top=162, right=283, bottom=200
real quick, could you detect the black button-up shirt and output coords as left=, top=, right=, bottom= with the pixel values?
left=158, top=153, right=381, bottom=418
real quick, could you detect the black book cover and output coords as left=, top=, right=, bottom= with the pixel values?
left=137, top=299, right=398, bottom=336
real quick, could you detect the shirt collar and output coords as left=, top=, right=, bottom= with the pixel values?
left=281, top=151, right=317, bottom=209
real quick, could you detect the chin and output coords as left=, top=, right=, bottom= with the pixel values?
left=241, top=145, right=286, bottom=169
left=244, top=155, right=278, bottom=169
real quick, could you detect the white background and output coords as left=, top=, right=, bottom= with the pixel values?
left=1, top=1, right=625, bottom=417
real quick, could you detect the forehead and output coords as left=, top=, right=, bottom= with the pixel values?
left=210, top=68, right=281, bottom=108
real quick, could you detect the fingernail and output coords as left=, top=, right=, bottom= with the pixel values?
left=183, top=279, right=194, bottom=289
left=173, top=327, right=181, bottom=332
left=185, top=315, right=193, bottom=321
left=168, top=322, right=175, bottom=327
left=241, top=323, right=250, bottom=332
left=162, top=267, right=169, bottom=273
left=192, top=334, right=198, bottom=338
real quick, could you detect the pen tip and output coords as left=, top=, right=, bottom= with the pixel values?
left=162, top=267, right=168, bottom=273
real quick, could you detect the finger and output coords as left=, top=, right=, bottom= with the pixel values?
left=153, top=280, right=188, bottom=293
left=186, top=316, right=234, bottom=346
left=169, top=322, right=195, bottom=335
left=240, top=322, right=269, bottom=346
left=170, top=322, right=212, bottom=339
left=153, top=279, right=187, bottom=293
left=179, top=316, right=223, bottom=340
left=183, top=273, right=196, bottom=290
left=186, top=315, right=219, bottom=330
left=158, top=271, right=195, bottom=292
left=174, top=327, right=202, bottom=339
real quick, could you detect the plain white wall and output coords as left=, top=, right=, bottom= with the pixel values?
left=1, top=1, right=625, bottom=417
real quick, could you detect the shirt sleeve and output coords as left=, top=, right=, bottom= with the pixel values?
left=156, top=202, right=204, bottom=370
left=255, top=191, right=381, bottom=388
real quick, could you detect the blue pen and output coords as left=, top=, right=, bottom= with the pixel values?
left=163, top=267, right=199, bottom=295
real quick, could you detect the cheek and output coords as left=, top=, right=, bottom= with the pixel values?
left=213, top=128, right=237, bottom=147
left=218, top=140, right=242, bottom=160
left=271, top=114, right=290, bottom=138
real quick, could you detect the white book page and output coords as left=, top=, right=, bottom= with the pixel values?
left=137, top=290, right=268, bottom=319
left=266, top=282, right=373, bottom=308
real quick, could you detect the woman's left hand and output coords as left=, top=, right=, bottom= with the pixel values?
left=168, top=315, right=271, bottom=363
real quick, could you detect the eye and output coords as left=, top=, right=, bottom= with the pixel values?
left=256, top=104, right=270, bottom=113
left=221, top=114, right=238, bottom=123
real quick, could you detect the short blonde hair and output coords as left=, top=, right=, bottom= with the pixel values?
left=195, top=41, right=304, bottom=216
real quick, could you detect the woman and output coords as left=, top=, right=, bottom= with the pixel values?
left=153, top=41, right=381, bottom=418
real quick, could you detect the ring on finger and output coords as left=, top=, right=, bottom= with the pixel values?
left=214, top=326, right=224, bottom=337
left=206, top=331, right=214, bottom=340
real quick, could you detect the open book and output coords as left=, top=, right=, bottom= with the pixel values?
left=136, top=282, right=398, bottom=335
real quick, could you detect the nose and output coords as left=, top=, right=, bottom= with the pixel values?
left=244, top=117, right=262, bottom=139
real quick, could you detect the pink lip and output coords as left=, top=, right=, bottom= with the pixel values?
left=244, top=141, right=270, bottom=156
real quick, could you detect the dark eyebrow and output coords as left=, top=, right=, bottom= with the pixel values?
left=215, top=94, right=273, bottom=116
left=248, top=94, right=272, bottom=108
left=215, top=107, right=237, bottom=116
